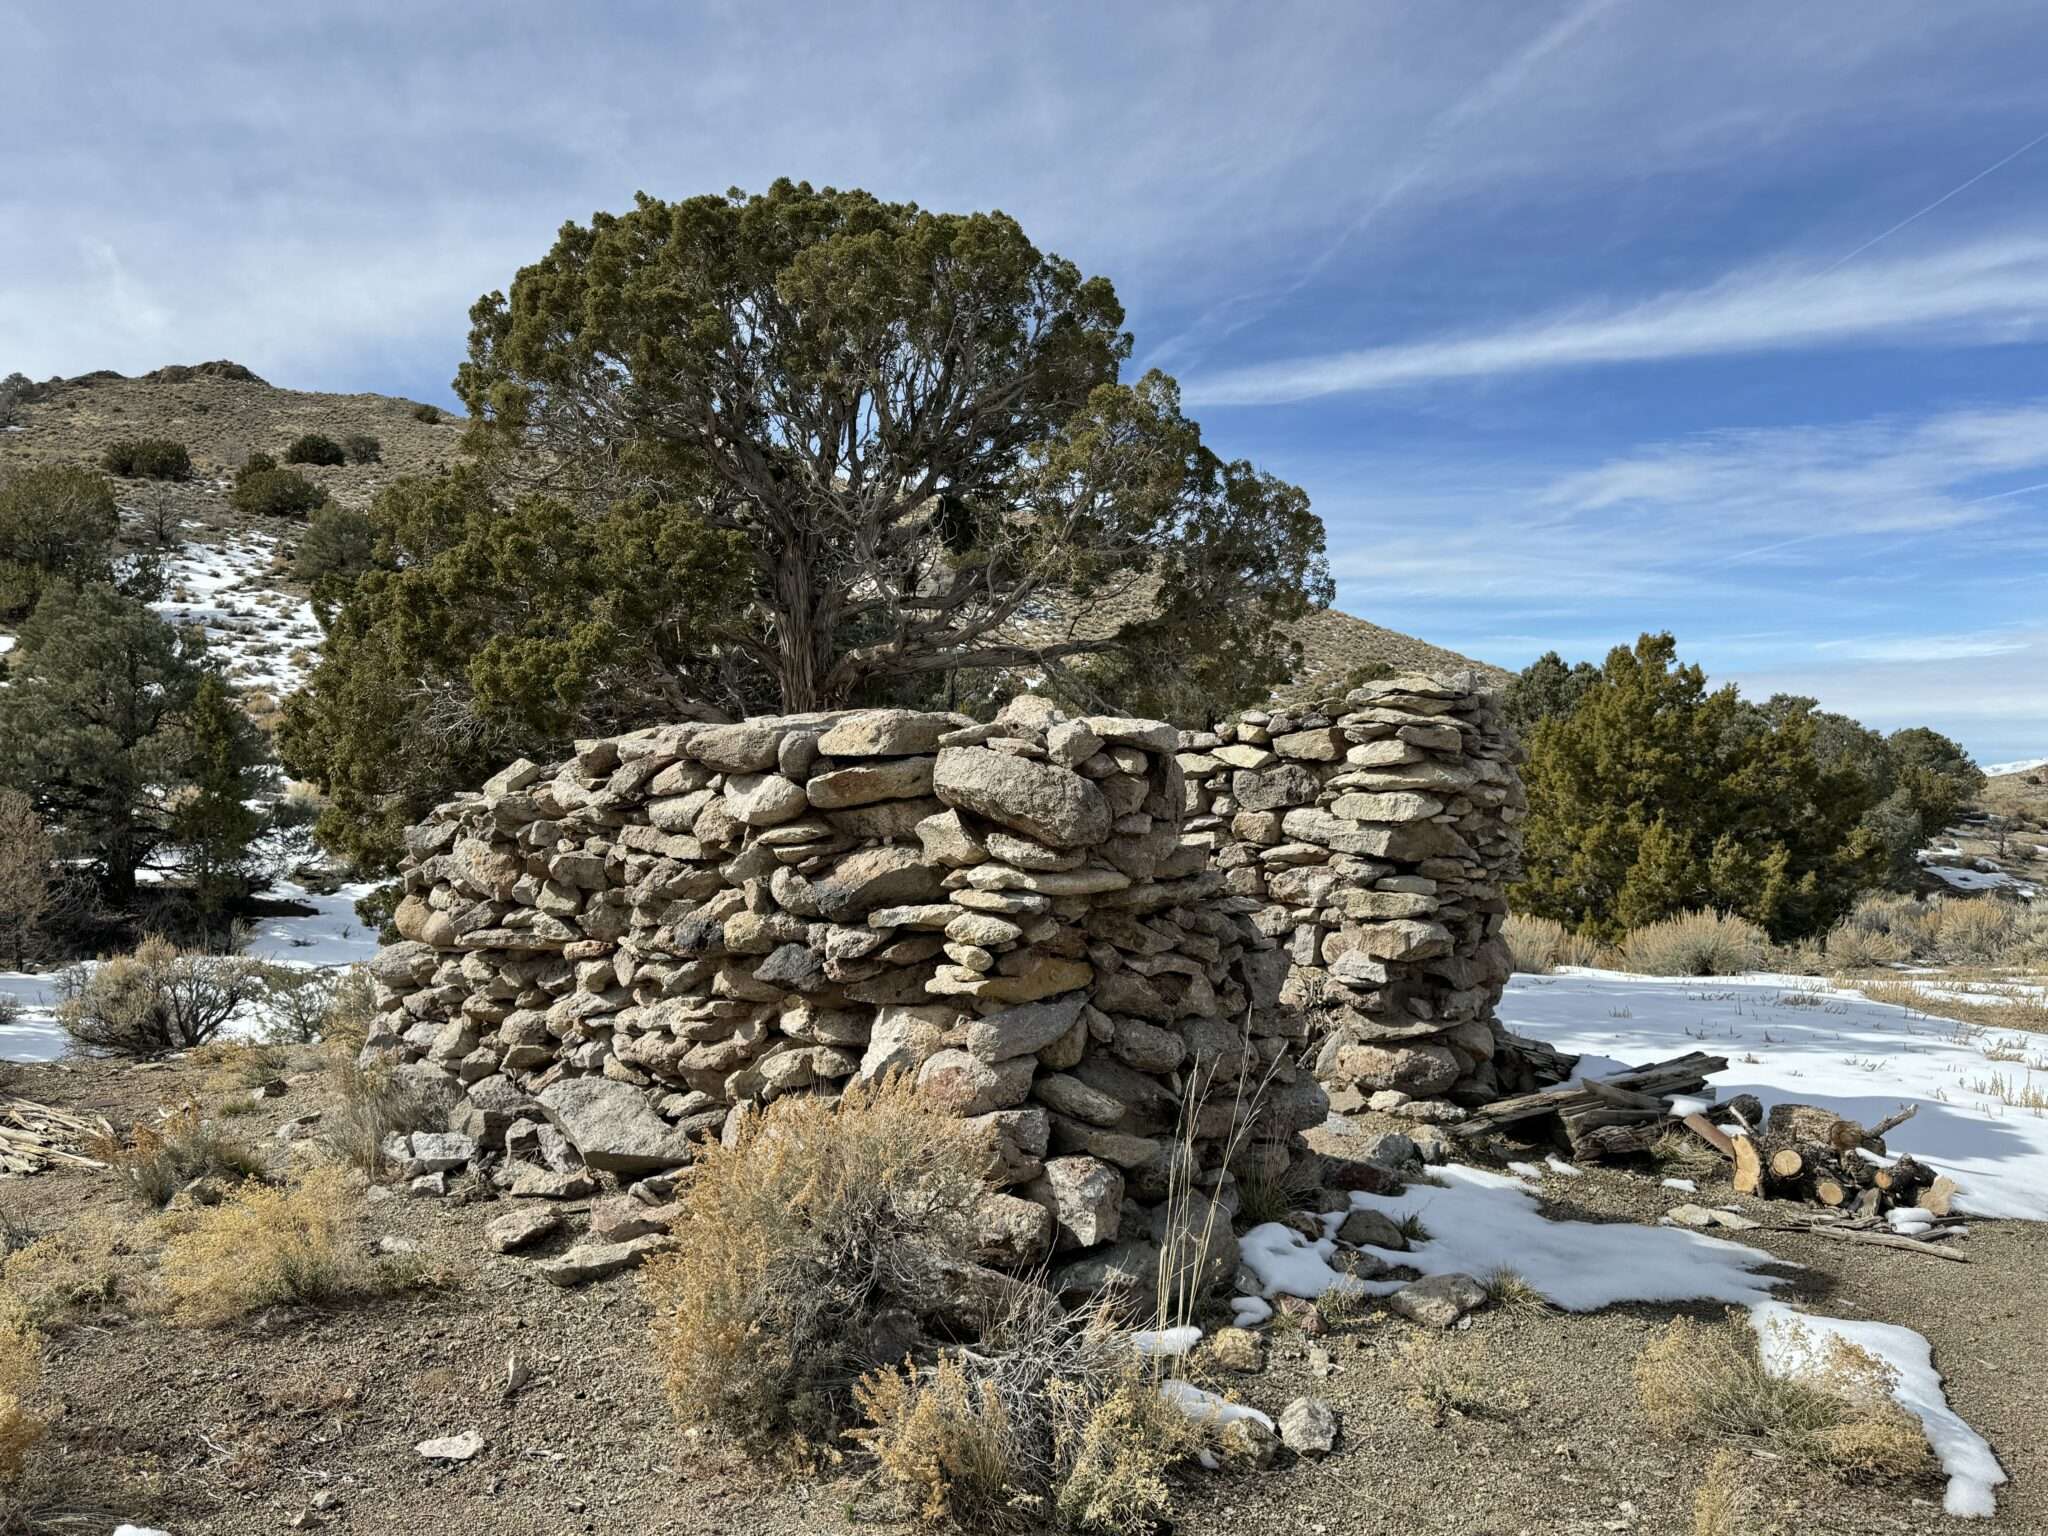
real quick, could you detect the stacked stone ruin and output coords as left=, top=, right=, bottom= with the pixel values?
left=362, top=674, right=1522, bottom=1294
left=1177, top=672, right=1527, bottom=1111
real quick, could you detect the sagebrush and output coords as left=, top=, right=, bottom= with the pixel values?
left=1618, top=910, right=1769, bottom=977
left=57, top=937, right=266, bottom=1056
left=642, top=1078, right=991, bottom=1455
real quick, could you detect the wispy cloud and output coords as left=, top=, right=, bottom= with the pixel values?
left=1184, top=236, right=2048, bottom=405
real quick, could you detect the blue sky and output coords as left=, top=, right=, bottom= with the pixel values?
left=3, top=1, right=2044, bottom=762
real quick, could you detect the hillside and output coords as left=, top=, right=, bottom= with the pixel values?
left=0, top=364, right=1506, bottom=708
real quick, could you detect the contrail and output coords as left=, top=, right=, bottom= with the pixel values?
left=1819, top=124, right=2048, bottom=276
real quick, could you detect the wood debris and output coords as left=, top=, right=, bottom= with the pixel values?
left=0, top=1097, right=112, bottom=1176
left=1449, top=1051, right=1728, bottom=1160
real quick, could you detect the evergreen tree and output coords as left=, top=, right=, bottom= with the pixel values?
left=175, top=671, right=270, bottom=942
left=1504, top=649, right=1600, bottom=733
left=1514, top=634, right=1886, bottom=941
left=278, top=467, right=748, bottom=872
left=0, top=584, right=219, bottom=902
left=456, top=180, right=1331, bottom=714
left=0, top=464, right=119, bottom=620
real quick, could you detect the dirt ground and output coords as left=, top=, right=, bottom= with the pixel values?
left=1, top=1055, right=2039, bottom=1536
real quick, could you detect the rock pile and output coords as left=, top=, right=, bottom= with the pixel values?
left=1178, top=673, right=1525, bottom=1111
left=363, top=700, right=1330, bottom=1297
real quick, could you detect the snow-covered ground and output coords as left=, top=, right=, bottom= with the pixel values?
left=152, top=534, right=323, bottom=697
left=1501, top=970, right=2048, bottom=1222
left=1983, top=756, right=2047, bottom=778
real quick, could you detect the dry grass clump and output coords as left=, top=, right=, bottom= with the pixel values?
left=1395, top=1333, right=1530, bottom=1427
left=1504, top=913, right=1608, bottom=974
left=1635, top=1314, right=1936, bottom=1484
left=0, top=1294, right=45, bottom=1487
left=1691, top=1449, right=1760, bottom=1536
left=1618, top=911, right=1769, bottom=977
left=643, top=1077, right=993, bottom=1456
left=88, top=1103, right=266, bottom=1207
left=852, top=1292, right=1203, bottom=1534
left=159, top=1164, right=423, bottom=1326
left=1848, top=976, right=2048, bottom=1035
left=1478, top=1267, right=1549, bottom=1315
left=1826, top=890, right=2048, bottom=970
left=319, top=1053, right=449, bottom=1175
left=0, top=1209, right=150, bottom=1328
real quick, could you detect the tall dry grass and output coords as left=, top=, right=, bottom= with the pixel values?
left=1503, top=913, right=1608, bottom=974
left=1617, top=911, right=1771, bottom=977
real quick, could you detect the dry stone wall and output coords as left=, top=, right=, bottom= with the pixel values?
left=1179, top=673, right=1525, bottom=1112
left=363, top=675, right=1522, bottom=1293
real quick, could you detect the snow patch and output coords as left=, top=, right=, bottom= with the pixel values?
left=1158, top=1380, right=1274, bottom=1432
left=1750, top=1301, right=2005, bottom=1518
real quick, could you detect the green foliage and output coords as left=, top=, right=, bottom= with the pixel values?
left=1513, top=634, right=1888, bottom=942
left=231, top=464, right=328, bottom=517
left=456, top=179, right=1330, bottom=713
left=283, top=432, right=346, bottom=467
left=173, top=672, right=270, bottom=932
left=0, top=464, right=119, bottom=621
left=1505, top=650, right=1599, bottom=733
left=277, top=466, right=747, bottom=871
left=0, top=583, right=268, bottom=903
left=240, top=450, right=276, bottom=475
left=0, top=372, right=51, bottom=427
left=341, top=433, right=382, bottom=465
left=294, top=502, right=376, bottom=621
left=410, top=402, right=442, bottom=424
left=101, top=437, right=192, bottom=480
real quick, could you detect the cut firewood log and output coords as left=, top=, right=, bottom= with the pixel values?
left=1765, top=1103, right=1874, bottom=1156
left=1718, top=1093, right=1764, bottom=1131
left=1868, top=1104, right=1918, bottom=1141
left=1732, top=1135, right=1765, bottom=1196
left=1916, top=1174, right=1960, bottom=1217
left=1813, top=1175, right=1851, bottom=1208
left=1769, top=1148, right=1806, bottom=1181
left=1872, top=1156, right=1934, bottom=1198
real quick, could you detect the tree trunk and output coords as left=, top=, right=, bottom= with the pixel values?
left=771, top=529, right=836, bottom=711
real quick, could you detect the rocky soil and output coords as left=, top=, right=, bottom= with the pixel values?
left=3, top=1054, right=2040, bottom=1536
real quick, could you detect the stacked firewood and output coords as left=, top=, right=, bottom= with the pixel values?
left=1727, top=1101, right=1954, bottom=1216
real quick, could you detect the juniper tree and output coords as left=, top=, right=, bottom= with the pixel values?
left=277, top=467, right=749, bottom=871
left=0, top=584, right=237, bottom=904
left=455, top=179, right=1331, bottom=715
left=1513, top=634, right=1887, bottom=942
left=0, top=465, right=119, bottom=621
left=175, top=672, right=270, bottom=942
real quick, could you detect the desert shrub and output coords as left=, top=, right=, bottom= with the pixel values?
left=854, top=1356, right=1024, bottom=1525
left=341, top=433, right=381, bottom=465
left=851, top=1290, right=1188, bottom=1531
left=101, top=437, right=191, bottom=480
left=1635, top=1314, right=1936, bottom=1484
left=410, top=402, right=441, bottom=424
left=89, top=1102, right=265, bottom=1206
left=319, top=1051, right=447, bottom=1175
left=283, top=432, right=346, bottom=467
left=0, top=1209, right=145, bottom=1328
left=0, top=372, right=49, bottom=428
left=159, top=1164, right=409, bottom=1325
left=230, top=464, right=328, bottom=517
left=1504, top=912, right=1608, bottom=973
left=1617, top=911, right=1769, bottom=976
left=1049, top=1373, right=1204, bottom=1535
left=252, top=964, right=366, bottom=1044
left=643, top=1078, right=992, bottom=1454
left=57, top=937, right=265, bottom=1056
left=1825, top=891, right=2048, bottom=969
left=0, top=1294, right=45, bottom=1486
left=239, top=450, right=276, bottom=475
